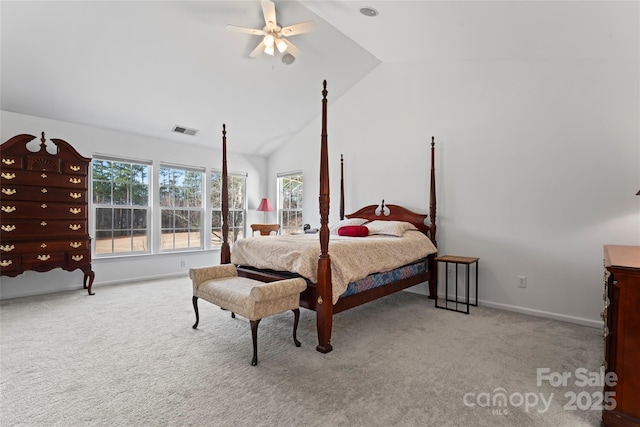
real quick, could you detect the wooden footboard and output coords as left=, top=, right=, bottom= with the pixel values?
left=238, top=253, right=438, bottom=315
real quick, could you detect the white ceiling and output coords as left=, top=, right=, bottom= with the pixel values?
left=2, top=1, right=636, bottom=156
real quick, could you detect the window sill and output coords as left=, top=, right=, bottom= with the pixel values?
left=94, top=248, right=220, bottom=261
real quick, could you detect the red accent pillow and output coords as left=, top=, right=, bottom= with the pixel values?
left=337, top=225, right=369, bottom=237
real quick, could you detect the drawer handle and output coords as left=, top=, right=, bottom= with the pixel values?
left=41, top=204, right=48, bottom=209
left=2, top=188, right=17, bottom=196
left=1, top=172, right=16, bottom=180
left=69, top=178, right=82, bottom=184
left=41, top=188, right=48, bottom=193
left=2, top=158, right=15, bottom=165
left=70, top=192, right=82, bottom=199
left=1, top=206, right=16, bottom=213
left=37, top=254, right=51, bottom=261
left=70, top=165, right=81, bottom=172
left=41, top=173, right=47, bottom=179
left=69, top=224, right=82, bottom=231
left=1, top=225, right=16, bottom=232
left=40, top=243, right=48, bottom=248
left=70, top=242, right=83, bottom=249
left=0, top=260, right=13, bottom=267
left=71, top=255, right=84, bottom=262
left=41, top=221, right=47, bottom=226
left=0, top=245, right=15, bottom=252
left=69, top=207, right=82, bottom=215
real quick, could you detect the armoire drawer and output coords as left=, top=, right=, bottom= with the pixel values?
left=0, top=185, right=86, bottom=203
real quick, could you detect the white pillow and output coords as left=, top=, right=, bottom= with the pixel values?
left=366, top=220, right=417, bottom=237
left=329, top=218, right=368, bottom=234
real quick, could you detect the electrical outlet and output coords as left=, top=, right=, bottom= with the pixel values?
left=518, top=276, right=527, bottom=288
left=180, top=260, right=186, bottom=267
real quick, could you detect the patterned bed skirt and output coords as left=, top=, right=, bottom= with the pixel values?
left=339, top=258, right=428, bottom=299
left=235, top=257, right=429, bottom=301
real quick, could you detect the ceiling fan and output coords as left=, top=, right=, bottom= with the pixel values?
left=226, top=0, right=316, bottom=58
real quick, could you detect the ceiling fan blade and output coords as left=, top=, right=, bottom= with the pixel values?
left=250, top=40, right=266, bottom=58
left=261, top=0, right=277, bottom=28
left=226, top=25, right=263, bottom=36
left=280, top=20, right=316, bottom=37
left=282, top=39, right=303, bottom=58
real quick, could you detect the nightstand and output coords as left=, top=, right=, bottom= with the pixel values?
left=434, top=255, right=479, bottom=314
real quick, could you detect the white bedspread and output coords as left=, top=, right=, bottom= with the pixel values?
left=230, top=230, right=437, bottom=304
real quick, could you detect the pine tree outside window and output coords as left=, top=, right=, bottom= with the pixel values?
left=92, top=158, right=150, bottom=255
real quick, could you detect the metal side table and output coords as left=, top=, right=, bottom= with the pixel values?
left=435, top=255, right=479, bottom=314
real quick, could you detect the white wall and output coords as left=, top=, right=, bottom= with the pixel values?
left=0, top=111, right=267, bottom=299
left=268, top=38, right=639, bottom=326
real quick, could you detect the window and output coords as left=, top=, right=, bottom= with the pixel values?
left=159, top=166, right=203, bottom=251
left=211, top=171, right=246, bottom=246
left=278, top=172, right=303, bottom=234
left=92, top=158, right=150, bottom=255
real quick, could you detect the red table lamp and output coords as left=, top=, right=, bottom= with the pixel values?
left=257, top=198, right=273, bottom=223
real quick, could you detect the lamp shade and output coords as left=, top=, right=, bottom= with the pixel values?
left=275, top=38, right=287, bottom=53
left=257, top=198, right=273, bottom=224
left=257, top=198, right=273, bottom=212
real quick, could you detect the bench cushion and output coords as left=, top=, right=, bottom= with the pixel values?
left=194, top=275, right=306, bottom=321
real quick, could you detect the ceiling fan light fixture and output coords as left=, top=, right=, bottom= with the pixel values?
left=227, top=0, right=315, bottom=59
left=275, top=38, right=287, bottom=53
left=264, top=34, right=275, bottom=47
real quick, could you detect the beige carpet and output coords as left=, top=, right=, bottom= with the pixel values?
left=1, top=276, right=603, bottom=426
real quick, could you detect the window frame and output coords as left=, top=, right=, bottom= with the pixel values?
left=277, top=171, right=304, bottom=235
left=91, top=156, right=152, bottom=257
left=158, top=164, right=205, bottom=252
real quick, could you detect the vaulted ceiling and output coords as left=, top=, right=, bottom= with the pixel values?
left=2, top=1, right=635, bottom=156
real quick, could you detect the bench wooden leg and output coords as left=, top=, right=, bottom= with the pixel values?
left=192, top=296, right=199, bottom=329
left=250, top=319, right=261, bottom=366
left=292, top=308, right=301, bottom=347
left=219, top=307, right=235, bottom=318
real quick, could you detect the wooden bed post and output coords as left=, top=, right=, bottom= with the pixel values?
left=340, top=154, right=344, bottom=221
left=220, top=124, right=231, bottom=264
left=429, top=136, right=437, bottom=248
left=316, top=80, right=333, bottom=353
left=428, top=136, right=437, bottom=299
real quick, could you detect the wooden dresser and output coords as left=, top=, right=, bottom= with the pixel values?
left=1, top=132, right=95, bottom=295
left=603, top=245, right=640, bottom=427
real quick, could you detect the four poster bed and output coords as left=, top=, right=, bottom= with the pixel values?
left=218, top=81, right=438, bottom=353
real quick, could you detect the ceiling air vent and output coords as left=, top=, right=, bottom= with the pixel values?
left=172, top=125, right=198, bottom=136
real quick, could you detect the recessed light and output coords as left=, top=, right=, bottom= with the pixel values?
left=360, top=7, right=378, bottom=17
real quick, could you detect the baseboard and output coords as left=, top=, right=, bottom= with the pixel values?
left=418, top=287, right=603, bottom=329
left=469, top=297, right=602, bottom=329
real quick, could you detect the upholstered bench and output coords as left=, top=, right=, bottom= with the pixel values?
left=189, top=264, right=307, bottom=366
